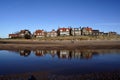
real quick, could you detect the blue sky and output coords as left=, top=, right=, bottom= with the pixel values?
left=0, top=0, right=120, bottom=38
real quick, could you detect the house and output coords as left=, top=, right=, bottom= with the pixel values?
left=46, top=29, right=57, bottom=37
left=33, top=30, right=45, bottom=38
left=92, top=30, right=99, bottom=36
left=9, top=29, right=31, bottom=39
left=19, top=30, right=31, bottom=38
left=108, top=32, right=117, bottom=36
left=99, top=32, right=104, bottom=36
left=103, top=33, right=109, bottom=36
left=57, top=28, right=71, bottom=36
left=81, top=27, right=92, bottom=35
left=71, top=27, right=81, bottom=36
left=9, top=34, right=19, bottom=38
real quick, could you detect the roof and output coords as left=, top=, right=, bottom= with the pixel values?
left=86, top=27, right=92, bottom=31
left=19, top=30, right=30, bottom=34
left=92, top=30, right=99, bottom=32
left=34, top=30, right=44, bottom=33
left=58, top=28, right=70, bottom=31
left=82, top=27, right=92, bottom=31
left=9, top=34, right=19, bottom=36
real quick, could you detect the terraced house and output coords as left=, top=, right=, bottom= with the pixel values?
left=8, top=26, right=118, bottom=39
left=33, top=30, right=45, bottom=38
left=92, top=30, right=100, bottom=36
left=82, top=27, right=92, bottom=36
left=71, top=27, right=82, bottom=36
left=46, top=29, right=57, bottom=37
left=9, top=34, right=19, bottom=38
left=57, top=28, right=71, bottom=36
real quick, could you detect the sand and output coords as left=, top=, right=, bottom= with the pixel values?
left=0, top=40, right=120, bottom=50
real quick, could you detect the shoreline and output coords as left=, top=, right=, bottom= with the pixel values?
left=0, top=40, right=120, bottom=50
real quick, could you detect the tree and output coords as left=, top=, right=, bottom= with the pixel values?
left=24, top=34, right=31, bottom=39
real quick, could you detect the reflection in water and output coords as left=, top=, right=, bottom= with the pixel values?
left=34, top=50, right=45, bottom=56
left=15, top=49, right=99, bottom=59
left=20, top=49, right=31, bottom=57
left=8, top=49, right=120, bottom=59
left=1, top=49, right=120, bottom=75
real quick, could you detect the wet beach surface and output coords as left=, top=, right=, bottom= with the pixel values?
left=0, top=40, right=120, bottom=50
left=0, top=40, right=120, bottom=80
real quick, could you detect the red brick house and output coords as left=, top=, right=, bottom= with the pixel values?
left=9, top=34, right=19, bottom=38
left=33, top=30, right=45, bottom=38
left=57, top=28, right=71, bottom=36
left=9, top=29, right=31, bottom=39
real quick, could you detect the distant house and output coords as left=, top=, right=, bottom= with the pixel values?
left=9, top=34, right=19, bottom=38
left=99, top=32, right=104, bottom=36
left=103, top=33, right=109, bottom=36
left=108, top=32, right=117, bottom=36
left=18, top=30, right=31, bottom=39
left=9, top=29, right=31, bottom=39
left=33, top=30, right=45, bottom=38
left=92, top=30, right=99, bottom=36
left=57, top=28, right=71, bottom=36
left=46, top=29, right=57, bottom=37
left=81, top=27, right=92, bottom=35
left=71, top=27, right=81, bottom=36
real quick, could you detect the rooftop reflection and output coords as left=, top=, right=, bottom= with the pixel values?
left=1, top=49, right=120, bottom=75
left=9, top=49, right=120, bottom=59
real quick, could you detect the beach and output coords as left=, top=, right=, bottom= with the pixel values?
left=0, top=40, right=120, bottom=50
left=0, top=39, right=120, bottom=80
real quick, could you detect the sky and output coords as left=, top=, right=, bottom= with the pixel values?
left=0, top=0, right=120, bottom=38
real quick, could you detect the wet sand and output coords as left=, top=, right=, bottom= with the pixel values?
left=0, top=40, right=120, bottom=50
left=0, top=71, right=120, bottom=80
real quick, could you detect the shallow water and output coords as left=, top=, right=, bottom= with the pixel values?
left=0, top=49, right=120, bottom=75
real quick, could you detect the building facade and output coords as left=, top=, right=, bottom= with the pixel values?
left=92, top=30, right=99, bottom=36
left=82, top=27, right=92, bottom=35
left=9, top=34, right=19, bottom=38
left=19, top=30, right=31, bottom=38
left=9, top=29, right=31, bottom=39
left=46, top=29, right=57, bottom=37
left=33, top=30, right=45, bottom=38
left=57, top=28, right=71, bottom=36
left=71, top=27, right=81, bottom=36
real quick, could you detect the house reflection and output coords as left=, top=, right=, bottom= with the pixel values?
left=57, top=50, right=95, bottom=59
left=80, top=50, right=92, bottom=59
left=46, top=50, right=57, bottom=58
left=57, top=50, right=71, bottom=59
left=34, top=50, right=45, bottom=56
left=13, top=49, right=100, bottom=59
left=19, top=49, right=31, bottom=57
